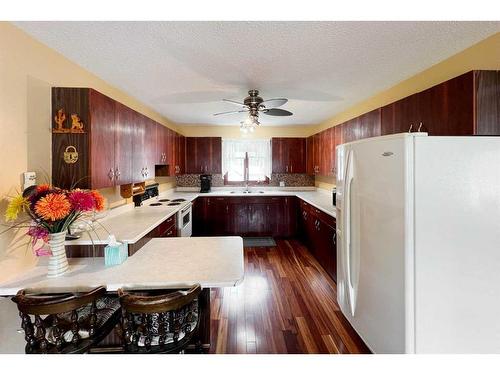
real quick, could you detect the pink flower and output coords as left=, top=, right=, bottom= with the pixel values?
left=27, top=225, right=51, bottom=256
left=68, top=190, right=96, bottom=212
left=28, top=225, right=49, bottom=242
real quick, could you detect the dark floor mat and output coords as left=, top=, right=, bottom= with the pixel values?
left=243, top=237, right=277, bottom=247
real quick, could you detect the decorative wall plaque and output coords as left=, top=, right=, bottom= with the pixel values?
left=53, top=109, right=67, bottom=133
left=63, top=146, right=79, bottom=164
left=70, top=114, right=85, bottom=133
left=53, top=109, right=85, bottom=133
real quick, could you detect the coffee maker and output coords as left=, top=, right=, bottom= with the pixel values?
left=200, top=174, right=212, bottom=193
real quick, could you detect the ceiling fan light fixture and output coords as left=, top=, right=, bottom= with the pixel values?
left=240, top=114, right=259, bottom=133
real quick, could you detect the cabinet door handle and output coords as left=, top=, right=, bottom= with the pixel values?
left=408, top=123, right=413, bottom=133
left=286, top=165, right=288, bottom=172
left=417, top=122, right=423, bottom=132
left=333, top=232, right=337, bottom=244
left=115, top=167, right=121, bottom=179
left=290, top=165, right=293, bottom=173
left=108, top=168, right=114, bottom=180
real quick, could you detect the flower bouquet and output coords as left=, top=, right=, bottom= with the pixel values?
left=4, top=184, right=105, bottom=277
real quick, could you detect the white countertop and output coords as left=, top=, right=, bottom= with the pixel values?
left=172, top=187, right=336, bottom=217
left=66, top=187, right=335, bottom=246
left=0, top=237, right=244, bottom=296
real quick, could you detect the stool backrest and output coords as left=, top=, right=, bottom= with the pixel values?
left=12, top=286, right=107, bottom=353
left=117, top=284, right=201, bottom=351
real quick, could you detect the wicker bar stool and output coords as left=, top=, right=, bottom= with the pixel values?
left=117, top=284, right=201, bottom=354
left=11, top=286, right=121, bottom=354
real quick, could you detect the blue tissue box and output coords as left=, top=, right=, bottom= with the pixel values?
left=104, top=242, right=128, bottom=266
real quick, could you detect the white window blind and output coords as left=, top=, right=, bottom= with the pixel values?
left=222, top=139, right=271, bottom=182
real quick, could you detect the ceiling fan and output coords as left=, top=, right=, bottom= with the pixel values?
left=213, top=89, right=293, bottom=118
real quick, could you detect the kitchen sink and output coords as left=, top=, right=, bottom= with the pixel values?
left=230, top=190, right=265, bottom=194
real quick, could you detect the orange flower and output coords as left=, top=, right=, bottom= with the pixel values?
left=35, top=193, right=71, bottom=221
left=90, top=190, right=105, bottom=211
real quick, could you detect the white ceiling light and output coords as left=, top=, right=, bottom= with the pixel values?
left=240, top=114, right=260, bottom=133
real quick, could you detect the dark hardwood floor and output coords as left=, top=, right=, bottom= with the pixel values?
left=209, top=239, right=370, bottom=354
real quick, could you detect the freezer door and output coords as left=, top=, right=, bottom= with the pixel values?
left=337, top=134, right=411, bottom=353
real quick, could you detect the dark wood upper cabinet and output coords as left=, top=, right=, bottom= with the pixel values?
left=175, top=134, right=186, bottom=175
left=132, top=113, right=156, bottom=182
left=52, top=87, right=180, bottom=189
left=381, top=71, right=499, bottom=136
left=52, top=88, right=134, bottom=189
left=475, top=70, right=500, bottom=135
left=88, top=89, right=117, bottom=189
left=185, top=137, right=222, bottom=174
left=310, top=70, right=499, bottom=177
left=272, top=138, right=306, bottom=174
left=114, top=102, right=134, bottom=185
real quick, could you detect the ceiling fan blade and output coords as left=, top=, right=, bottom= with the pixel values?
left=261, top=98, right=288, bottom=108
left=262, top=108, right=293, bottom=116
left=222, top=99, right=246, bottom=107
left=213, top=109, right=249, bottom=116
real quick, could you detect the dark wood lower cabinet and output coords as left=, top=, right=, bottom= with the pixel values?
left=193, top=196, right=298, bottom=238
left=298, top=200, right=337, bottom=281
left=192, top=196, right=336, bottom=281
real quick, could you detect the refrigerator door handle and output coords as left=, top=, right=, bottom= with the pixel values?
left=344, top=149, right=357, bottom=316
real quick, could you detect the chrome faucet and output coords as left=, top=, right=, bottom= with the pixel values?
left=244, top=164, right=250, bottom=193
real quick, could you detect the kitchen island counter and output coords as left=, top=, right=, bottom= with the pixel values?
left=0, top=237, right=244, bottom=295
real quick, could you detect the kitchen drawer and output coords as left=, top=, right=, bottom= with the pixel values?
left=156, top=215, right=176, bottom=237
left=162, top=225, right=177, bottom=237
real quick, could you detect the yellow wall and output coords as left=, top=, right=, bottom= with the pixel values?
left=0, top=22, right=177, bottom=279
left=313, top=32, right=500, bottom=191
left=177, top=124, right=316, bottom=138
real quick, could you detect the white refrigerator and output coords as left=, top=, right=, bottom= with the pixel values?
left=336, top=132, right=500, bottom=353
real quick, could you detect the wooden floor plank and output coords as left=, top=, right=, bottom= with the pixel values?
left=209, top=239, right=370, bottom=354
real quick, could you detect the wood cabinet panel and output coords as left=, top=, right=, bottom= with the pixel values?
left=358, top=108, right=381, bottom=139
left=210, top=137, right=222, bottom=174
left=185, top=137, right=222, bottom=174
left=89, top=89, right=116, bottom=189
left=114, top=102, right=134, bottom=185
left=271, top=138, right=286, bottom=173
left=419, top=71, right=474, bottom=136
left=297, top=199, right=337, bottom=281
left=272, top=138, right=306, bottom=174
left=475, top=70, right=500, bottom=135
left=192, top=196, right=297, bottom=238
left=306, top=136, right=315, bottom=175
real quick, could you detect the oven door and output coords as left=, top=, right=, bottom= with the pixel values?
left=177, top=203, right=192, bottom=237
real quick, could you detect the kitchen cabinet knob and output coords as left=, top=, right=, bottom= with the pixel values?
left=108, top=168, right=114, bottom=180
left=115, top=167, right=121, bottom=179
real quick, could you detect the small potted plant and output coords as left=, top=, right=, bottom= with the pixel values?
left=4, top=184, right=105, bottom=277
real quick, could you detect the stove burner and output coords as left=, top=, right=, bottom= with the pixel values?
left=159, top=199, right=170, bottom=202
left=171, top=199, right=186, bottom=202
left=167, top=202, right=181, bottom=206
left=149, top=203, right=163, bottom=207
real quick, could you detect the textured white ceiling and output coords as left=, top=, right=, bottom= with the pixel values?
left=15, top=21, right=500, bottom=126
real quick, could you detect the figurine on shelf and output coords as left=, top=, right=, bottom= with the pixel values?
left=70, top=114, right=85, bottom=133
left=53, top=109, right=67, bottom=133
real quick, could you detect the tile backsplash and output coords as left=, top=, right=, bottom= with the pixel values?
left=176, top=174, right=315, bottom=187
